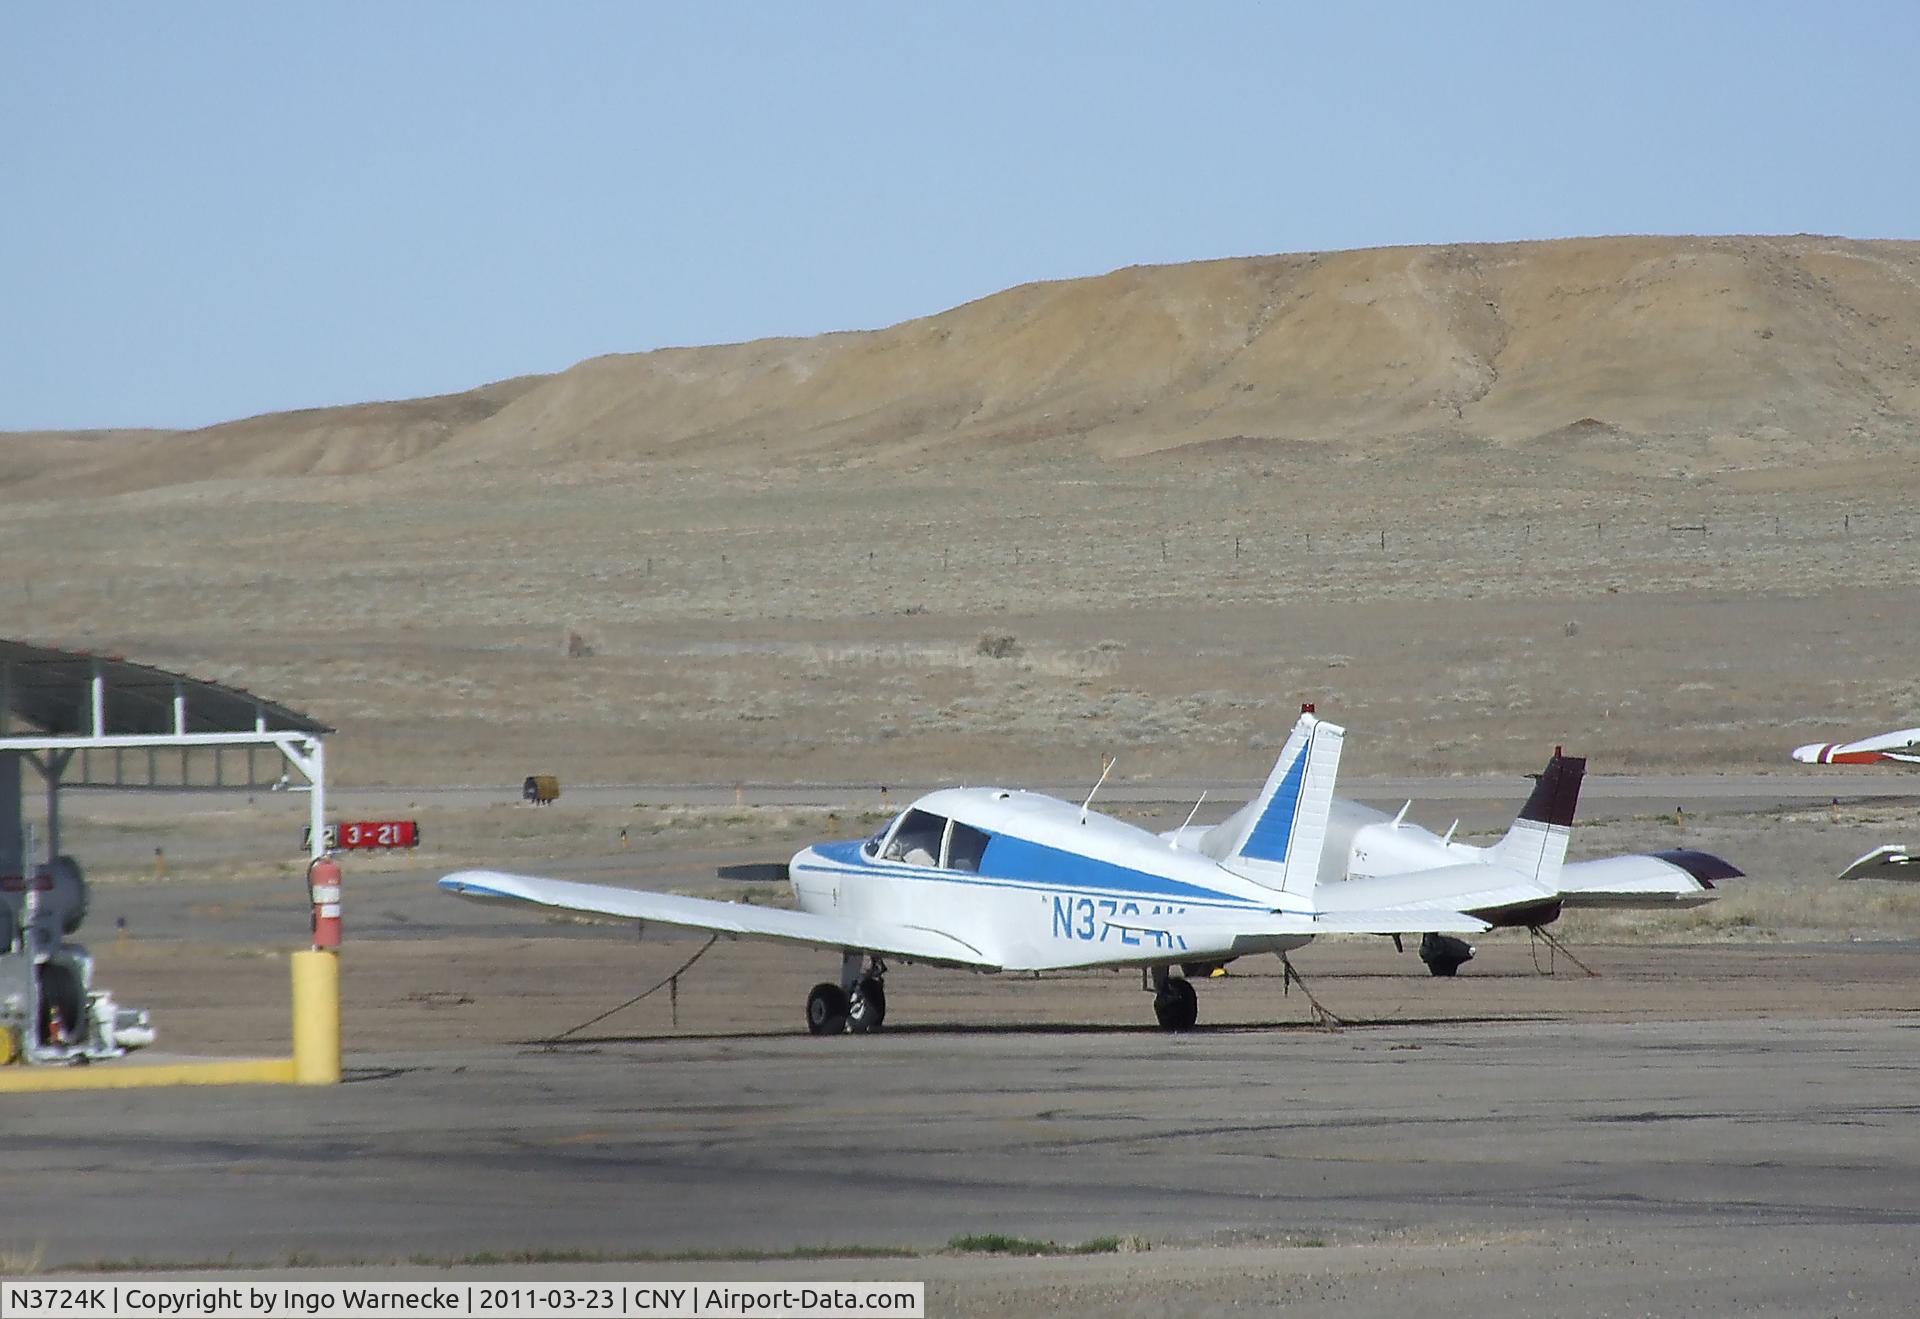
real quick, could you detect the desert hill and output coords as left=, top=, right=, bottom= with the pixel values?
left=12, top=234, right=1920, bottom=495
left=6, top=232, right=1919, bottom=788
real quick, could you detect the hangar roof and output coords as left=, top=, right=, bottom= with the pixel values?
left=0, top=640, right=330, bottom=741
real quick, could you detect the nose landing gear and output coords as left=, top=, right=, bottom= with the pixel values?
left=848, top=973, right=887, bottom=1033
left=805, top=982, right=849, bottom=1035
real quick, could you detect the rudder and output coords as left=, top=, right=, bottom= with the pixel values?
left=1487, top=747, right=1586, bottom=885
left=1198, top=709, right=1346, bottom=896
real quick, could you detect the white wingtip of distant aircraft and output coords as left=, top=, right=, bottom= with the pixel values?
left=1834, top=844, right=1916, bottom=882
left=1792, top=726, right=1920, bottom=766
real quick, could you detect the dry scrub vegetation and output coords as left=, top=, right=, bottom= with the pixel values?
left=3, top=236, right=1918, bottom=787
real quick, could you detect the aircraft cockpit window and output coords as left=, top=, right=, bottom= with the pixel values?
left=864, top=812, right=906, bottom=859
left=882, top=809, right=947, bottom=867
left=944, top=822, right=991, bottom=873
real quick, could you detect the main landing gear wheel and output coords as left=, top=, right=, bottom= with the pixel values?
left=1153, top=976, right=1199, bottom=1031
left=848, top=975, right=887, bottom=1033
left=806, top=982, right=850, bottom=1035
left=1419, top=932, right=1475, bottom=978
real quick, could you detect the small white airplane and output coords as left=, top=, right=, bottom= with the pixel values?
left=443, top=710, right=1489, bottom=1032
left=442, top=707, right=1740, bottom=1032
left=1793, top=726, right=1920, bottom=767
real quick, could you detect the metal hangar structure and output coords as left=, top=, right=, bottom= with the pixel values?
left=0, top=639, right=333, bottom=870
left=1, top=640, right=332, bottom=1067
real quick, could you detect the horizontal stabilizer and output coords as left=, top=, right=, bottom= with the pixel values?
left=1557, top=850, right=1741, bottom=908
left=1835, top=844, right=1916, bottom=882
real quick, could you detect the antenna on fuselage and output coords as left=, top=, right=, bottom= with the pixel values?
left=1080, top=757, right=1117, bottom=824
left=1171, top=789, right=1208, bottom=848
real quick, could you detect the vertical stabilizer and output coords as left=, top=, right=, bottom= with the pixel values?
left=1198, top=711, right=1346, bottom=895
left=1487, top=748, right=1585, bottom=885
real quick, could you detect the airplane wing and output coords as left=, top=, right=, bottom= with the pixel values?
left=1093, top=905, right=1489, bottom=939
left=1299, top=911, right=1491, bottom=934
left=1835, top=845, right=1917, bottom=882
left=439, top=869, right=995, bottom=969
left=1311, top=864, right=1558, bottom=924
left=1004, top=905, right=1491, bottom=973
left=1793, top=726, right=1920, bottom=765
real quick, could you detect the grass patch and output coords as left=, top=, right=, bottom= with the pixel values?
left=0, top=1246, right=46, bottom=1275
left=946, top=1233, right=1132, bottom=1257
left=60, top=1256, right=241, bottom=1274
left=53, top=1245, right=918, bottom=1275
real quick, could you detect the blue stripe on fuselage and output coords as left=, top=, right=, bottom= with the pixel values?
left=806, top=836, right=1257, bottom=907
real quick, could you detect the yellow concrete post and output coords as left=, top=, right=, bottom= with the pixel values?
left=290, top=949, right=341, bottom=1085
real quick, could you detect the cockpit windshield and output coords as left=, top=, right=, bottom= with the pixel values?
left=863, top=813, right=905, bottom=859
left=864, top=807, right=995, bottom=872
left=882, top=809, right=946, bottom=866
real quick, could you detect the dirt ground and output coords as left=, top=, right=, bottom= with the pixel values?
left=4, top=455, right=1919, bottom=791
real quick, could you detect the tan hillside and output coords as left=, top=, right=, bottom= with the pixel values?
left=10, top=234, right=1920, bottom=494
left=5, top=232, right=1919, bottom=789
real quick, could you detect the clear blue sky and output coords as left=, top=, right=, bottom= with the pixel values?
left=4, top=3, right=1915, bottom=431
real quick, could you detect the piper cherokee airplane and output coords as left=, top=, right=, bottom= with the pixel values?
left=442, top=709, right=1492, bottom=1033
left=1793, top=725, right=1920, bottom=767
left=1163, top=746, right=1742, bottom=976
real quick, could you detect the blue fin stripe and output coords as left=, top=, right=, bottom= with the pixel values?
left=1239, top=745, right=1308, bottom=863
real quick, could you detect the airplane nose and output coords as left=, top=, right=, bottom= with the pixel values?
left=1792, top=743, right=1829, bottom=764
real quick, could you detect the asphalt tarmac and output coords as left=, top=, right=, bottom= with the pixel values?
left=8, top=777, right=1919, bottom=1314
left=8, top=1001, right=1920, bottom=1314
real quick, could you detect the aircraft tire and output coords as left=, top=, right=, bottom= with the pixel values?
left=1153, top=976, right=1199, bottom=1031
left=806, top=982, right=850, bottom=1035
left=848, top=976, right=887, bottom=1033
